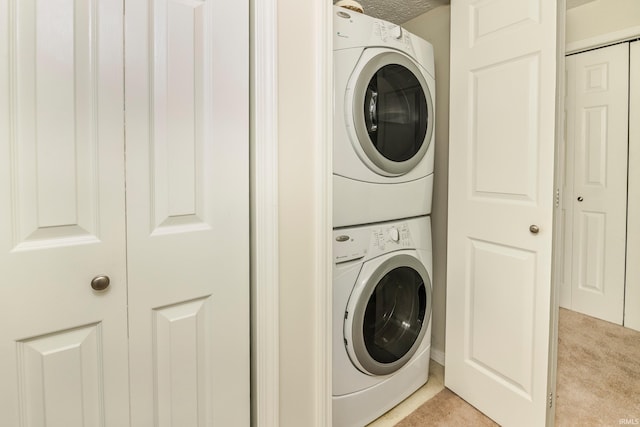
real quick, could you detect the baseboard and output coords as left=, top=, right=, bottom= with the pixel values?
left=430, top=348, right=445, bottom=366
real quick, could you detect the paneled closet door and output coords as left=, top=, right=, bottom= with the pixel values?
left=125, top=0, right=250, bottom=425
left=446, top=0, right=561, bottom=425
left=562, top=44, right=629, bottom=325
left=0, top=1, right=130, bottom=426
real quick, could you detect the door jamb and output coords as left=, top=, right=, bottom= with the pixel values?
left=549, top=1, right=566, bottom=425
left=312, top=1, right=334, bottom=424
left=251, top=1, right=333, bottom=426
left=251, top=0, right=281, bottom=425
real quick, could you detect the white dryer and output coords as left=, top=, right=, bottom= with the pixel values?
left=333, top=216, right=432, bottom=427
left=333, top=7, right=435, bottom=228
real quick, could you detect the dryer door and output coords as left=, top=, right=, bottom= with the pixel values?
left=350, top=48, right=434, bottom=176
left=345, top=253, right=431, bottom=376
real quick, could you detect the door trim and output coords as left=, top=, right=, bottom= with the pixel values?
left=251, top=0, right=280, bottom=425
left=313, top=1, right=333, bottom=424
left=626, top=40, right=640, bottom=331
left=549, top=2, right=566, bottom=424
left=566, top=25, right=640, bottom=55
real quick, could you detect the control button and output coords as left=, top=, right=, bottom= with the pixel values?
left=390, top=25, right=402, bottom=40
left=389, top=227, right=400, bottom=242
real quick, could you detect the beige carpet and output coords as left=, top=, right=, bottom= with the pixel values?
left=396, top=308, right=640, bottom=426
left=555, top=308, right=640, bottom=426
left=368, top=360, right=446, bottom=426
left=395, top=388, right=497, bottom=426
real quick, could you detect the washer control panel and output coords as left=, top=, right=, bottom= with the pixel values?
left=334, top=222, right=411, bottom=264
left=371, top=223, right=410, bottom=253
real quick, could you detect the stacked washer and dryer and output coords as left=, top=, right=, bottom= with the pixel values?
left=332, top=6, right=436, bottom=427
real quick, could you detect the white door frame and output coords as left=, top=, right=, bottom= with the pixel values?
left=252, top=1, right=333, bottom=425
left=626, top=41, right=640, bottom=332
left=550, top=4, right=567, bottom=424
left=311, top=1, right=334, bottom=425
left=566, top=25, right=640, bottom=55
left=251, top=0, right=280, bottom=425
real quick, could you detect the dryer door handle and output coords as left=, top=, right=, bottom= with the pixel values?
left=368, top=90, right=378, bottom=132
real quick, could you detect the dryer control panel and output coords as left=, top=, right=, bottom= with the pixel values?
left=332, top=5, right=435, bottom=76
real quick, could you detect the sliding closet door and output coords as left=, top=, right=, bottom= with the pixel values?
left=0, top=1, right=130, bottom=425
left=125, top=0, right=250, bottom=425
left=446, top=0, right=561, bottom=425
left=625, top=41, right=640, bottom=332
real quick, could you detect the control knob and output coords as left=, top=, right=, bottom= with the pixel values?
left=390, top=24, right=403, bottom=40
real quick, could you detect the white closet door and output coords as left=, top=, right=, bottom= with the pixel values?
left=446, top=0, right=560, bottom=425
left=626, top=41, right=640, bottom=332
left=125, top=0, right=250, bottom=425
left=0, top=1, right=130, bottom=425
left=564, top=43, right=629, bottom=325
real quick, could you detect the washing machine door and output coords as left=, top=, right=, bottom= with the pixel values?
left=345, top=253, right=432, bottom=376
left=350, top=48, right=434, bottom=176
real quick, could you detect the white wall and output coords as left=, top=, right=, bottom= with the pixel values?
left=566, top=0, right=640, bottom=48
left=404, top=6, right=451, bottom=362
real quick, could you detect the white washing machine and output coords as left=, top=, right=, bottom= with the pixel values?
left=333, top=7, right=436, bottom=228
left=333, top=216, right=432, bottom=427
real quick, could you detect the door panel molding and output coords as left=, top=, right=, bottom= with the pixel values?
left=10, top=0, right=100, bottom=250
left=17, top=324, right=104, bottom=427
left=153, top=297, right=213, bottom=425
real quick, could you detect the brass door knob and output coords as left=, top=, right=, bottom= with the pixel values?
left=91, top=275, right=110, bottom=291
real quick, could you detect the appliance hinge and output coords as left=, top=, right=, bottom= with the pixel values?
left=555, top=188, right=560, bottom=208
left=548, top=392, right=554, bottom=409
left=344, top=310, right=348, bottom=320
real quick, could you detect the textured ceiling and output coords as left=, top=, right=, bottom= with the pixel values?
left=338, top=0, right=450, bottom=25
left=336, top=0, right=596, bottom=25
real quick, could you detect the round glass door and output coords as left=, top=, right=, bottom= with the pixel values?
left=348, top=254, right=431, bottom=376
left=353, top=51, right=434, bottom=176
